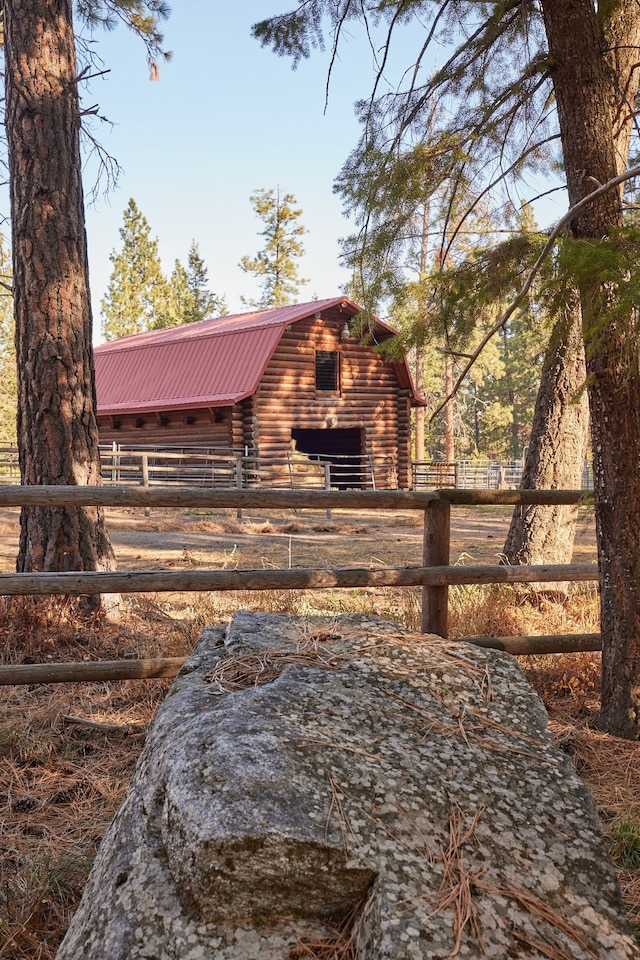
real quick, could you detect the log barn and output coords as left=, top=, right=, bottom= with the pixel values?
left=94, top=297, right=424, bottom=488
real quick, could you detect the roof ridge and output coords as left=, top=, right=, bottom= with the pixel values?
left=95, top=297, right=356, bottom=354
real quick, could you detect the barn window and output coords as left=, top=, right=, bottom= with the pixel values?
left=315, top=350, right=339, bottom=392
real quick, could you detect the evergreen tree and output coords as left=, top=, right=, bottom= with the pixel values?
left=159, top=243, right=227, bottom=329
left=101, top=198, right=171, bottom=340
left=254, top=0, right=640, bottom=738
left=184, top=240, right=227, bottom=321
left=256, top=1, right=640, bottom=737
left=351, top=176, right=543, bottom=463
left=240, top=186, right=308, bottom=307
left=103, top=221, right=226, bottom=337
left=165, top=258, right=190, bottom=326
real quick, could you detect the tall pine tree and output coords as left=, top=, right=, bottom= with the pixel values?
left=183, top=240, right=227, bottom=321
left=2, top=0, right=170, bottom=592
left=240, top=186, right=308, bottom=308
left=0, top=234, right=16, bottom=446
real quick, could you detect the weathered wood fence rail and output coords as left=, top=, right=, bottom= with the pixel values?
left=0, top=486, right=599, bottom=686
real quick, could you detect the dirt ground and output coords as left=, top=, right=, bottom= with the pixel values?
left=0, top=503, right=598, bottom=574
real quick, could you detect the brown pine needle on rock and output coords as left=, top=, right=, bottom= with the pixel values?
left=435, top=798, right=487, bottom=956
left=480, top=879, right=600, bottom=960
left=203, top=646, right=346, bottom=693
left=288, top=888, right=376, bottom=960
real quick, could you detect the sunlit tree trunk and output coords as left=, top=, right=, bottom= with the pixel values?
left=444, top=355, right=455, bottom=462
left=4, top=0, right=116, bottom=595
left=542, top=0, right=640, bottom=738
left=503, top=300, right=588, bottom=570
left=414, top=342, right=426, bottom=462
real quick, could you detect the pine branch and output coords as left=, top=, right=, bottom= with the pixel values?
left=429, top=162, right=640, bottom=422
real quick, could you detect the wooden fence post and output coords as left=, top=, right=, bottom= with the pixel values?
left=111, top=441, right=118, bottom=484
left=141, top=454, right=150, bottom=517
left=421, top=498, right=451, bottom=637
left=324, top=462, right=332, bottom=521
left=236, top=459, right=243, bottom=521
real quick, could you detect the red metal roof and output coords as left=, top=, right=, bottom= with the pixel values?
left=94, top=297, right=423, bottom=416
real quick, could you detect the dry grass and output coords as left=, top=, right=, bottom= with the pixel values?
left=0, top=507, right=637, bottom=958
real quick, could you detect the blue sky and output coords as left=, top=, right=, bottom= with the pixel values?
left=82, top=1, right=381, bottom=338
left=81, top=3, right=566, bottom=343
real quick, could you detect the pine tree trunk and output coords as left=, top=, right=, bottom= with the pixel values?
left=4, top=0, right=116, bottom=590
left=444, top=356, right=455, bottom=462
left=414, top=342, right=426, bottom=462
left=542, top=0, right=640, bottom=738
left=503, top=300, right=588, bottom=570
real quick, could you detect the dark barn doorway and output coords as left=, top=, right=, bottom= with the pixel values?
left=291, top=427, right=363, bottom=488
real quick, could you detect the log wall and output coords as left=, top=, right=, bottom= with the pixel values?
left=254, top=312, right=413, bottom=487
left=98, top=407, right=234, bottom=450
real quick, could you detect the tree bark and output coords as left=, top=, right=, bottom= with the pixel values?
left=503, top=299, right=588, bottom=570
left=4, top=0, right=116, bottom=590
left=414, top=342, right=426, bottom=461
left=541, top=0, right=640, bottom=738
left=444, top=355, right=455, bottom=462
left=505, top=0, right=638, bottom=605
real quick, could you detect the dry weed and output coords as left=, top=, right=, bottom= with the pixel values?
left=448, top=582, right=600, bottom=641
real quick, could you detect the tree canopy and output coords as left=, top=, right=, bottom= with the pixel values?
left=102, top=202, right=226, bottom=340
left=240, top=186, right=308, bottom=308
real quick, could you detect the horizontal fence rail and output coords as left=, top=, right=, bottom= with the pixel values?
left=0, top=562, right=599, bottom=596
left=0, top=485, right=600, bottom=684
left=0, top=657, right=187, bottom=685
left=0, top=632, right=604, bottom=687
left=0, top=485, right=592, bottom=508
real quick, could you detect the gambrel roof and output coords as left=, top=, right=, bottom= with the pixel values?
left=94, top=297, right=422, bottom=416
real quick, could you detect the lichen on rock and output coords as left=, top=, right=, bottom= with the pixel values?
left=56, top=611, right=639, bottom=959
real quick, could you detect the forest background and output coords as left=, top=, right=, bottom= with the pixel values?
left=0, top=183, right=551, bottom=465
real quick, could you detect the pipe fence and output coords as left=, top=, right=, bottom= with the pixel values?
left=0, top=485, right=599, bottom=685
left=0, top=446, right=595, bottom=491
left=100, top=446, right=397, bottom=491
